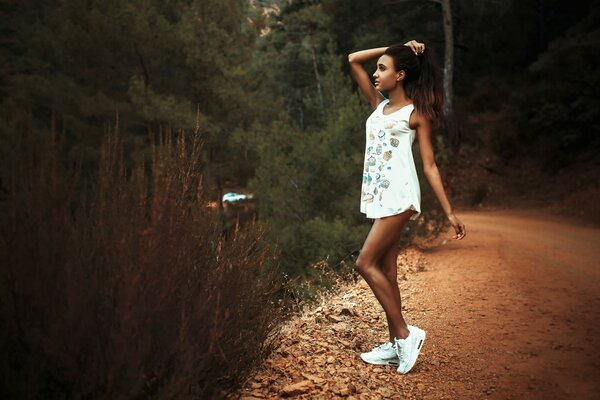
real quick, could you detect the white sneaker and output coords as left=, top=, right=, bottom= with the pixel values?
left=393, top=325, right=426, bottom=374
left=360, top=325, right=416, bottom=366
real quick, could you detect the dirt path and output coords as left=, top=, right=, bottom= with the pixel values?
left=231, top=207, right=600, bottom=400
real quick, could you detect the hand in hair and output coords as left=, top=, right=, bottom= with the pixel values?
left=403, top=40, right=425, bottom=55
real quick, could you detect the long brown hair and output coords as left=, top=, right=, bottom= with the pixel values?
left=384, top=43, right=443, bottom=126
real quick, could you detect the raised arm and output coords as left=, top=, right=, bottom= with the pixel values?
left=348, top=41, right=423, bottom=109
left=347, top=47, right=387, bottom=109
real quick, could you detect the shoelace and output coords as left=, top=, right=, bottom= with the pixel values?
left=373, top=342, right=392, bottom=352
left=392, top=341, right=404, bottom=357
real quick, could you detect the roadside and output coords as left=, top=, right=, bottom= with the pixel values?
left=231, top=207, right=600, bottom=399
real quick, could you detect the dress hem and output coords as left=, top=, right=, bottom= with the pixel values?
left=360, top=205, right=421, bottom=220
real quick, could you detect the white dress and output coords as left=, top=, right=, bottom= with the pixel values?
left=360, top=98, right=421, bottom=220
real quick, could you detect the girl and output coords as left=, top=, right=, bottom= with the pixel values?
left=348, top=39, right=466, bottom=374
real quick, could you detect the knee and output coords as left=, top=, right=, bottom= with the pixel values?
left=355, top=254, right=376, bottom=276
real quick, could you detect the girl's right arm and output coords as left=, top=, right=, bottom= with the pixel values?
left=347, top=47, right=387, bottom=109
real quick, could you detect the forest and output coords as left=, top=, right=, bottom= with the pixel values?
left=0, top=0, right=598, bottom=398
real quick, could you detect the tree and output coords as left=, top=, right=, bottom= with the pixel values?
left=0, top=0, right=257, bottom=202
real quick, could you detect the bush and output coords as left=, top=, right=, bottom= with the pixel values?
left=0, top=117, right=291, bottom=399
left=492, top=12, right=600, bottom=171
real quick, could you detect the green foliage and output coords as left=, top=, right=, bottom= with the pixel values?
left=492, top=8, right=600, bottom=171
left=0, top=0, right=256, bottom=199
left=245, top=21, right=370, bottom=280
left=239, top=2, right=450, bottom=293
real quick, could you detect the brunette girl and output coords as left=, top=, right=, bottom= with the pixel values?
left=348, top=40, right=466, bottom=374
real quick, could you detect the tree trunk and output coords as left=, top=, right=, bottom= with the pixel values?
left=309, top=35, right=324, bottom=113
left=440, top=0, right=461, bottom=153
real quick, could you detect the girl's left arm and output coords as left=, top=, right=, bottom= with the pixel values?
left=415, top=114, right=466, bottom=240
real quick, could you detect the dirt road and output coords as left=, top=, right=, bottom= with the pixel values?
left=232, top=208, right=600, bottom=399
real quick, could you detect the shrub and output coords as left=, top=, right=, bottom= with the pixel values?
left=0, top=117, right=291, bottom=399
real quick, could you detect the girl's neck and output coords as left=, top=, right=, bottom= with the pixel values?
left=387, top=86, right=411, bottom=106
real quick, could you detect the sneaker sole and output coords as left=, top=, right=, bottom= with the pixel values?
left=397, top=327, right=426, bottom=374
left=359, top=354, right=399, bottom=366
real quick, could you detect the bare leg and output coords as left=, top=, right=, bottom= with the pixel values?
left=381, top=242, right=407, bottom=342
left=381, top=210, right=417, bottom=341
left=355, top=210, right=414, bottom=340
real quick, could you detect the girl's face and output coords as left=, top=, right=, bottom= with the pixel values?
left=373, top=55, right=404, bottom=92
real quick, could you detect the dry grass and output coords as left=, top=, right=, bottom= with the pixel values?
left=0, top=116, right=292, bottom=399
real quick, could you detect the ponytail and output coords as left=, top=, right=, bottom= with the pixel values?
left=384, top=44, right=444, bottom=127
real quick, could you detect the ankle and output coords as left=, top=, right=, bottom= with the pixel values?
left=393, top=329, right=410, bottom=341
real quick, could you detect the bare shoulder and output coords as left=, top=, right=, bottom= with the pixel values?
left=408, top=107, right=431, bottom=131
